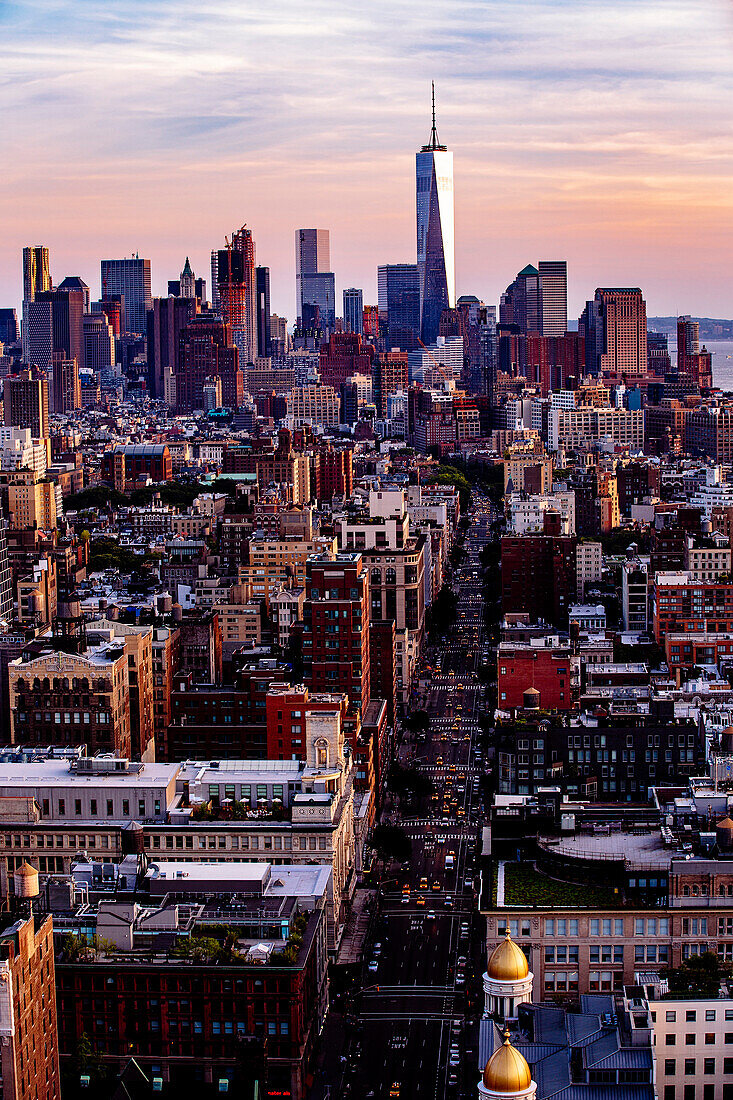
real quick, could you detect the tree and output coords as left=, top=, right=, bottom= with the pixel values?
left=662, top=952, right=732, bottom=997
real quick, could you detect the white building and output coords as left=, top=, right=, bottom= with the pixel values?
left=506, top=491, right=576, bottom=536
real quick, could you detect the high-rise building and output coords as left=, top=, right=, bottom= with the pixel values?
left=677, top=315, right=700, bottom=374
left=579, top=288, right=648, bottom=378
left=256, top=266, right=271, bottom=357
left=22, top=246, right=51, bottom=303
left=538, top=260, right=568, bottom=336
left=51, top=356, right=80, bottom=414
left=377, top=263, right=420, bottom=351
left=35, top=289, right=85, bottom=373
left=373, top=350, right=409, bottom=417
left=0, top=309, right=19, bottom=346
left=210, top=249, right=220, bottom=311
left=295, top=229, right=335, bottom=335
left=647, top=331, right=671, bottom=375
left=216, top=229, right=257, bottom=365
left=270, top=314, right=289, bottom=357
left=146, top=296, right=198, bottom=403
left=168, top=257, right=205, bottom=302
left=176, top=315, right=242, bottom=413
left=21, top=300, right=53, bottom=372
left=57, top=275, right=90, bottom=313
left=3, top=369, right=49, bottom=439
left=416, top=86, right=455, bottom=345
left=302, top=552, right=371, bottom=718
left=500, top=266, right=541, bottom=334
left=343, top=288, right=364, bottom=335
left=83, top=312, right=115, bottom=374
left=363, top=304, right=379, bottom=339
left=0, top=909, right=60, bottom=1100
left=100, top=257, right=152, bottom=335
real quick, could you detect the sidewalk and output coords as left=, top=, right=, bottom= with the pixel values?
left=336, top=887, right=376, bottom=967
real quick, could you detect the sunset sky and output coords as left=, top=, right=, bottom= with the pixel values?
left=3, top=0, right=733, bottom=321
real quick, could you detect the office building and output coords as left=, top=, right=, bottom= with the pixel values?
left=0, top=308, right=19, bottom=346
left=647, top=330, right=672, bottom=374
left=677, top=315, right=700, bottom=373
left=287, top=385, right=340, bottom=427
left=210, top=248, right=220, bottom=311
left=176, top=316, right=242, bottom=413
left=57, top=275, right=90, bottom=313
left=343, top=288, right=364, bottom=335
left=270, top=313, right=289, bottom=357
left=167, top=257, right=205, bottom=302
left=82, top=312, right=115, bottom=374
left=255, top=265, right=271, bottom=357
left=100, top=257, right=152, bottom=335
left=295, top=228, right=330, bottom=325
left=50, top=357, right=80, bottom=414
left=377, top=263, right=420, bottom=351
left=579, top=288, right=648, bottom=377
left=20, top=300, right=50, bottom=374
left=34, top=289, right=84, bottom=374
left=299, top=273, right=336, bottom=336
left=22, top=246, right=51, bottom=303
left=146, top=296, right=198, bottom=403
left=319, top=333, right=375, bottom=389
left=416, top=87, right=455, bottom=344
left=500, top=266, right=541, bottom=334
left=537, top=260, right=568, bottom=335
left=7, top=468, right=61, bottom=532
left=373, top=350, right=409, bottom=417
left=4, top=369, right=49, bottom=439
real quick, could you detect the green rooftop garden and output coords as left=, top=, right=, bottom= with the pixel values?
left=500, top=861, right=623, bottom=908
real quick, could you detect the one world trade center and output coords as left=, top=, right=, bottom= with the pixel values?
left=416, top=85, right=455, bottom=345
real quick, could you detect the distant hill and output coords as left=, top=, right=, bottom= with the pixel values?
left=648, top=317, right=733, bottom=339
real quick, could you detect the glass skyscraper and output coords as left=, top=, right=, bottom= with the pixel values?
left=377, top=264, right=420, bottom=351
left=343, top=288, right=364, bottom=335
left=416, top=87, right=455, bottom=345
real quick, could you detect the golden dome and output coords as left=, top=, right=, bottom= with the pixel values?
left=487, top=932, right=529, bottom=981
left=483, top=1034, right=533, bottom=1093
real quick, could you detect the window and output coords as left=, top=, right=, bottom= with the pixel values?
left=122, top=800, right=129, bottom=816
left=686, top=1011, right=697, bottom=1022
left=686, top=1034, right=695, bottom=1046
left=74, top=800, right=82, bottom=816
left=107, top=800, right=113, bottom=817
left=704, top=1059, right=715, bottom=1075
left=666, top=1035, right=676, bottom=1046
left=664, top=1061, right=676, bottom=1075
left=667, top=1012, right=677, bottom=1023
left=685, top=1060, right=696, bottom=1076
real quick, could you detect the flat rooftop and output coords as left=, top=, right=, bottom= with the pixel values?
left=0, top=761, right=178, bottom=787
left=543, top=831, right=671, bottom=871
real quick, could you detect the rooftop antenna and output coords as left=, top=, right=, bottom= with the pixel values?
left=423, top=81, right=446, bottom=152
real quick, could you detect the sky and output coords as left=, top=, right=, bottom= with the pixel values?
left=2, top=0, right=733, bottom=322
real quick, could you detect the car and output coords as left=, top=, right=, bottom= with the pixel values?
left=419, top=877, right=428, bottom=890
left=389, top=1084, right=401, bottom=1098
left=416, top=896, right=426, bottom=907
left=432, top=882, right=441, bottom=892
left=368, top=960, right=378, bottom=972
left=455, top=974, right=465, bottom=986
left=449, top=1053, right=461, bottom=1066
left=444, top=896, right=454, bottom=908
left=373, top=942, right=382, bottom=953
left=426, top=910, right=436, bottom=920
left=464, top=877, right=473, bottom=889
left=457, top=955, right=467, bottom=966
left=401, top=894, right=410, bottom=905
left=436, top=756, right=444, bottom=765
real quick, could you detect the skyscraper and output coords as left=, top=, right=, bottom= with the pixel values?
left=677, top=315, right=700, bottom=374
left=4, top=368, right=49, bottom=439
left=146, top=296, right=198, bottom=403
left=580, top=288, right=648, bottom=378
left=295, top=229, right=335, bottom=335
left=256, top=266, right=271, bottom=357
left=416, top=85, right=455, bottom=345
left=21, top=300, right=53, bottom=372
left=100, top=257, right=152, bottom=335
left=216, top=229, right=257, bottom=365
left=83, top=312, right=115, bottom=373
left=500, top=266, right=541, bottom=334
left=538, top=260, right=568, bottom=336
left=377, top=264, right=420, bottom=351
left=0, top=309, right=19, bottom=346
left=210, top=249, right=220, bottom=311
left=35, top=288, right=85, bottom=371
left=22, top=246, right=51, bottom=303
left=343, top=288, right=364, bottom=335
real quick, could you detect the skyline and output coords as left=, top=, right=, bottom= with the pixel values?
left=3, top=0, right=733, bottom=321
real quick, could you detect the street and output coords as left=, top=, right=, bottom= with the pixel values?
left=340, top=492, right=497, bottom=1100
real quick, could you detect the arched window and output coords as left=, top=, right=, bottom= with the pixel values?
left=315, top=739, right=328, bottom=769
left=371, top=568, right=381, bottom=584
left=386, top=568, right=396, bottom=585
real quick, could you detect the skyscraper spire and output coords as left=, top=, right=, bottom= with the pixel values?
left=424, top=81, right=446, bottom=152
